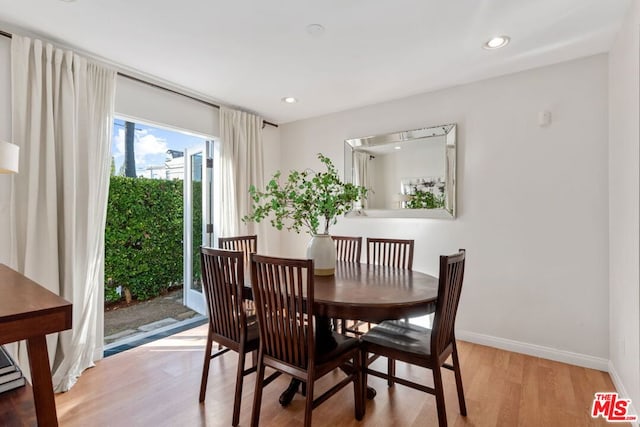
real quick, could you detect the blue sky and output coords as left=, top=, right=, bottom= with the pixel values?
left=111, top=118, right=207, bottom=175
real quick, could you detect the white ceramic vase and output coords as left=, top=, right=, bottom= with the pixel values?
left=306, top=234, right=336, bottom=276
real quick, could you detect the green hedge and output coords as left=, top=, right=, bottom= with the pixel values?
left=105, top=176, right=201, bottom=303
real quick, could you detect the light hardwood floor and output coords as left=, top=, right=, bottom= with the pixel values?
left=10, top=323, right=609, bottom=426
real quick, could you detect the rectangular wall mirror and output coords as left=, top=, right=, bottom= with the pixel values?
left=344, top=123, right=456, bottom=218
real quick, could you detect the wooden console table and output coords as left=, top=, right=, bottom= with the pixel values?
left=0, top=264, right=72, bottom=426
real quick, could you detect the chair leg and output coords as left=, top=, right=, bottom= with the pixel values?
left=199, top=325, right=214, bottom=402
left=361, top=349, right=369, bottom=404
left=354, top=351, right=364, bottom=420
left=387, top=358, right=395, bottom=387
left=303, top=376, right=314, bottom=427
left=432, top=366, right=448, bottom=427
left=301, top=381, right=307, bottom=397
left=452, top=341, right=467, bottom=416
left=250, top=352, right=266, bottom=427
left=232, top=349, right=246, bottom=426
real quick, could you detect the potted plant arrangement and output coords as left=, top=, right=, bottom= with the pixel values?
left=243, top=153, right=367, bottom=275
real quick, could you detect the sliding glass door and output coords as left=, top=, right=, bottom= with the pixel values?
left=183, top=141, right=214, bottom=315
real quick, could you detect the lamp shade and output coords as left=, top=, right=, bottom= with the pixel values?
left=0, top=140, right=19, bottom=174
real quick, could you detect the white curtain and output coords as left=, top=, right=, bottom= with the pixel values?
left=218, top=107, right=267, bottom=251
left=10, top=36, right=116, bottom=392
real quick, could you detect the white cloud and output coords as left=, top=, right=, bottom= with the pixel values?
left=110, top=128, right=126, bottom=173
left=113, top=128, right=125, bottom=160
left=135, top=132, right=168, bottom=168
left=111, top=127, right=168, bottom=173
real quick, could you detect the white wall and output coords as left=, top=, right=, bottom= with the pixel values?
left=279, top=54, right=610, bottom=367
left=260, top=124, right=281, bottom=251
left=609, top=0, right=640, bottom=415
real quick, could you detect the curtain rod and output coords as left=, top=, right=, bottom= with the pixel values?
left=0, top=29, right=278, bottom=128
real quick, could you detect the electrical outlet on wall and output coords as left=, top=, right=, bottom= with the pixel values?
left=538, top=110, right=552, bottom=127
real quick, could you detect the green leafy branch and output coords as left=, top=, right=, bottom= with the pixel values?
left=242, top=153, right=367, bottom=235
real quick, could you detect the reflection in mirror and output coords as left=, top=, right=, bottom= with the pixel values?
left=345, top=123, right=456, bottom=218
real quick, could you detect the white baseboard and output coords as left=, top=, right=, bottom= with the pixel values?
left=456, top=330, right=609, bottom=371
left=608, top=361, right=639, bottom=427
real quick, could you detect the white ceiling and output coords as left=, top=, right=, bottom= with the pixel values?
left=0, top=0, right=631, bottom=124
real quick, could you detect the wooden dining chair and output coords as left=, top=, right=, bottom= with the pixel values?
left=218, top=234, right=257, bottom=265
left=332, top=235, right=362, bottom=263
left=250, top=254, right=364, bottom=427
left=361, top=249, right=467, bottom=427
left=199, top=247, right=280, bottom=426
left=366, top=237, right=414, bottom=270
left=219, top=235, right=258, bottom=317
left=349, top=237, right=416, bottom=339
left=331, top=236, right=362, bottom=334
left=366, top=236, right=415, bottom=361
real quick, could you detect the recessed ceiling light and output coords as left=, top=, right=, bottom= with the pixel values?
left=281, top=97, right=298, bottom=104
left=394, top=146, right=401, bottom=150
left=483, top=35, right=510, bottom=50
left=306, top=24, right=325, bottom=37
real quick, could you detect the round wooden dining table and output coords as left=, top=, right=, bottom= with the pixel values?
left=312, top=261, right=439, bottom=322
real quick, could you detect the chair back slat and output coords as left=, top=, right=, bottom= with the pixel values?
left=332, top=235, right=362, bottom=262
left=251, top=254, right=314, bottom=369
left=431, top=249, right=466, bottom=356
left=219, top=235, right=257, bottom=265
left=366, top=238, right=414, bottom=270
left=200, top=247, right=246, bottom=343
